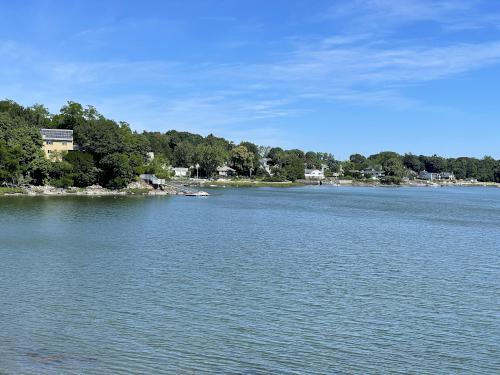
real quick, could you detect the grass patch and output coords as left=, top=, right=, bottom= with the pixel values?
left=0, top=187, right=25, bottom=195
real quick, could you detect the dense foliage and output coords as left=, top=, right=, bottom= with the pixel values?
left=1, top=99, right=499, bottom=188
left=344, top=151, right=500, bottom=183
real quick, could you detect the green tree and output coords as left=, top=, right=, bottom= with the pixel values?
left=267, top=147, right=284, bottom=166
left=49, top=160, right=74, bottom=188
left=282, top=155, right=305, bottom=181
left=28, top=156, right=52, bottom=186
left=230, top=145, right=255, bottom=176
left=172, top=141, right=194, bottom=167
left=240, top=141, right=261, bottom=171
left=383, top=157, right=404, bottom=177
left=403, top=153, right=423, bottom=172
left=450, top=158, right=468, bottom=180
left=194, top=144, right=228, bottom=177
left=53, top=101, right=85, bottom=130
left=477, top=156, right=496, bottom=182
left=349, top=153, right=367, bottom=170
left=74, top=118, right=124, bottom=156
left=64, top=151, right=97, bottom=187
left=99, top=153, right=134, bottom=189
left=423, top=155, right=447, bottom=173
left=0, top=140, right=22, bottom=184
left=143, top=154, right=171, bottom=180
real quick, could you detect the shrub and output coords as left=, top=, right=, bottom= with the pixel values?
left=380, top=176, right=402, bottom=185
left=262, top=175, right=288, bottom=182
left=51, top=175, right=74, bottom=188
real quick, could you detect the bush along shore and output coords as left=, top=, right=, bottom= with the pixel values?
left=1, top=99, right=499, bottom=191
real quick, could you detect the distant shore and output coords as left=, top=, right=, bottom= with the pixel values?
left=185, top=178, right=500, bottom=189
left=1, top=178, right=499, bottom=197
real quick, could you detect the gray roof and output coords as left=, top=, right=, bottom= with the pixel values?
left=41, top=128, right=73, bottom=141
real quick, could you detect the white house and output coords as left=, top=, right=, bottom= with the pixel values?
left=217, top=165, right=236, bottom=177
left=304, top=168, right=325, bottom=180
left=304, top=163, right=328, bottom=180
left=260, top=158, right=272, bottom=175
left=419, top=171, right=455, bottom=181
left=363, top=168, right=385, bottom=179
left=171, top=167, right=190, bottom=177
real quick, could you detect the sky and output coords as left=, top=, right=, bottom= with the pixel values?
left=1, top=0, right=500, bottom=159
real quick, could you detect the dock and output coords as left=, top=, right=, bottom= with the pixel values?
left=139, top=174, right=209, bottom=196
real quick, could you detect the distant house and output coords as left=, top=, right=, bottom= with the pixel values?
left=217, top=165, right=236, bottom=177
left=171, top=167, right=190, bottom=177
left=363, top=168, right=385, bottom=179
left=305, top=168, right=325, bottom=180
left=41, top=128, right=74, bottom=160
left=305, top=164, right=329, bottom=180
left=146, top=152, right=155, bottom=162
left=260, top=158, right=272, bottom=175
left=419, top=171, right=438, bottom=180
left=418, top=171, right=455, bottom=181
left=439, top=172, right=455, bottom=180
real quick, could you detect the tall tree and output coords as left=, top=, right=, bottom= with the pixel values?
left=194, top=144, right=228, bottom=177
left=230, top=145, right=255, bottom=176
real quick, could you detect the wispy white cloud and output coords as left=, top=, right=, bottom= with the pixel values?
left=47, top=60, right=181, bottom=87
left=3, top=0, right=500, bottom=147
left=324, top=0, right=491, bottom=31
left=5, top=33, right=500, bottom=137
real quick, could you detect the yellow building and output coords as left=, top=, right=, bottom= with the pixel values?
left=41, top=128, right=74, bottom=160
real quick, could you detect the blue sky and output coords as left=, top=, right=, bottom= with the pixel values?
left=1, top=0, right=500, bottom=159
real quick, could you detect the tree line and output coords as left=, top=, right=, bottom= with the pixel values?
left=1, top=99, right=499, bottom=188
left=344, top=151, right=500, bottom=183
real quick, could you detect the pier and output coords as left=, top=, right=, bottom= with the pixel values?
left=139, top=174, right=209, bottom=196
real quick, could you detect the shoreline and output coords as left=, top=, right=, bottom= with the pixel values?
left=1, top=179, right=499, bottom=197
left=184, top=178, right=500, bottom=189
left=0, top=183, right=207, bottom=197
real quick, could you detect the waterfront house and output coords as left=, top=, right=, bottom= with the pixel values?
left=419, top=171, right=438, bottom=180
left=304, top=168, right=325, bottom=180
left=217, top=165, right=236, bottom=177
left=171, top=167, right=190, bottom=177
left=363, top=168, right=385, bottom=179
left=260, top=158, right=273, bottom=175
left=41, top=128, right=74, bottom=160
left=439, top=172, right=455, bottom=180
left=419, top=171, right=455, bottom=181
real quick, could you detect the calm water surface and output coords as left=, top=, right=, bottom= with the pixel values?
left=1, top=186, right=499, bottom=374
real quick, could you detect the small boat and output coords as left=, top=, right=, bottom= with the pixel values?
left=185, top=191, right=209, bottom=197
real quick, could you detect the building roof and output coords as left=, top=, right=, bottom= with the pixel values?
left=305, top=169, right=323, bottom=174
left=217, top=166, right=236, bottom=172
left=41, top=128, right=73, bottom=141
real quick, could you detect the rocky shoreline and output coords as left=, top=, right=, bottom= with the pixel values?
left=1, top=181, right=208, bottom=197
left=1, top=179, right=498, bottom=197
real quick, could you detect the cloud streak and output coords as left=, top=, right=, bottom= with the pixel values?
left=324, top=0, right=495, bottom=31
